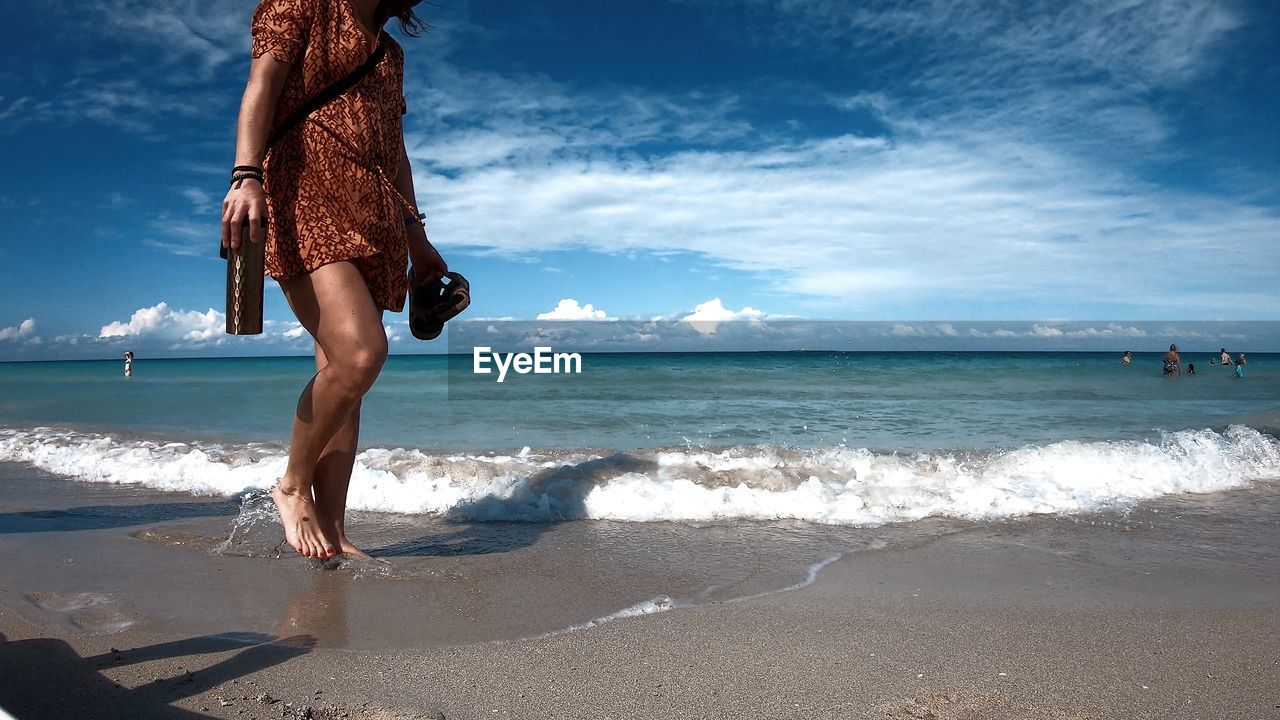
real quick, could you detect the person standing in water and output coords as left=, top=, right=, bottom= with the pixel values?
left=221, top=0, right=447, bottom=559
left=1220, top=348, right=1232, bottom=366
left=1163, top=344, right=1181, bottom=376
left=123, top=351, right=133, bottom=378
left=1121, top=351, right=1132, bottom=364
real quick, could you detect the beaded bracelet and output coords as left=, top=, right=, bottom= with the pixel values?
left=229, top=165, right=264, bottom=189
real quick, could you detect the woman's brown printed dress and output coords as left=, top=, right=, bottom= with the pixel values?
left=251, top=0, right=413, bottom=312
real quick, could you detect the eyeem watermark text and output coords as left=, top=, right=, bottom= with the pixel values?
left=472, top=346, right=583, bottom=383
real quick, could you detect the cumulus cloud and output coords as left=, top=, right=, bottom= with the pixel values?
left=99, top=302, right=222, bottom=341
left=682, top=299, right=764, bottom=323
left=964, top=323, right=1149, bottom=340
left=536, top=299, right=613, bottom=321
left=1031, top=324, right=1064, bottom=338
left=886, top=323, right=966, bottom=338
left=1065, top=324, right=1148, bottom=338
left=681, top=298, right=764, bottom=335
left=0, top=318, right=36, bottom=340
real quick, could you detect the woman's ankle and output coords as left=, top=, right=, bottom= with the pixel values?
left=275, top=474, right=312, bottom=497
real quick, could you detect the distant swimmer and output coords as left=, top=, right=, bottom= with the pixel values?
left=1187, top=363, right=1196, bottom=375
left=1163, top=344, right=1181, bottom=376
left=1210, top=357, right=1217, bottom=366
left=1121, top=351, right=1132, bottom=364
left=1235, top=354, right=1247, bottom=379
left=1220, top=348, right=1232, bottom=366
left=123, top=351, right=134, bottom=378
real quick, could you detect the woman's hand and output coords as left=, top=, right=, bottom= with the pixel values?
left=221, top=179, right=268, bottom=254
left=407, top=223, right=447, bottom=285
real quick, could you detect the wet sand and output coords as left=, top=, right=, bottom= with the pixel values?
left=1, top=461, right=1278, bottom=719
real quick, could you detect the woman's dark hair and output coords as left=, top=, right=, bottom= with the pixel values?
left=378, top=0, right=430, bottom=37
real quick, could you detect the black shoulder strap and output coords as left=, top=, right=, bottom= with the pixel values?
left=266, top=34, right=388, bottom=152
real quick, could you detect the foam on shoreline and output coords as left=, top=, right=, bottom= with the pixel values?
left=2, top=425, right=1277, bottom=527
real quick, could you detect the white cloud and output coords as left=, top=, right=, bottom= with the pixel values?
left=681, top=298, right=764, bottom=335
left=701, top=0, right=1240, bottom=98
left=963, top=323, right=1152, bottom=340
left=81, top=0, right=242, bottom=75
left=1065, top=324, right=1148, bottom=338
left=536, top=299, right=613, bottom=321
left=99, top=302, right=222, bottom=341
left=0, top=318, right=36, bottom=340
left=887, top=323, right=966, bottom=338
left=408, top=89, right=1280, bottom=316
left=0, top=1, right=249, bottom=134
left=71, top=304, right=324, bottom=355
left=181, top=187, right=216, bottom=215
left=1031, top=324, right=1064, bottom=338
left=25, top=0, right=1276, bottom=327
left=682, top=298, right=764, bottom=323
left=144, top=216, right=220, bottom=257
left=393, top=2, right=1274, bottom=318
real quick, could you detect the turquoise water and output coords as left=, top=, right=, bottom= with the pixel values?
left=1, top=352, right=1274, bottom=452
left=2, top=352, right=1277, bottom=525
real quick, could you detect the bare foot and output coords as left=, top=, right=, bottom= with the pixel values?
left=271, top=484, right=335, bottom=559
left=333, top=534, right=391, bottom=565
left=313, top=506, right=391, bottom=565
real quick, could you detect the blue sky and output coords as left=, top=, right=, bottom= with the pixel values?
left=1, top=0, right=1278, bottom=359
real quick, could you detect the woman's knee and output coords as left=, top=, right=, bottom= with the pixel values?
left=344, top=333, right=388, bottom=382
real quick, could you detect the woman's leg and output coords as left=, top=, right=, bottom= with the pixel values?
left=274, top=261, right=388, bottom=558
left=310, top=340, right=372, bottom=558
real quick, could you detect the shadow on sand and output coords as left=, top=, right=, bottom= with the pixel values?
left=0, top=498, right=243, bottom=535
left=0, top=630, right=313, bottom=719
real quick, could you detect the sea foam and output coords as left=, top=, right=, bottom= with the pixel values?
left=2, top=425, right=1277, bottom=527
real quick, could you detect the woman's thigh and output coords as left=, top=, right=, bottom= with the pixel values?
left=281, top=261, right=386, bottom=363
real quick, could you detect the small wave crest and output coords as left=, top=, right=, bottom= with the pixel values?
left=2, top=425, right=1277, bottom=527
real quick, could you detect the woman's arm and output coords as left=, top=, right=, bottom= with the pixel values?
left=392, top=140, right=419, bottom=219
left=395, top=136, right=447, bottom=284
left=221, top=54, right=292, bottom=253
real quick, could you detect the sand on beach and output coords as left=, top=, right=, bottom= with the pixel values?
left=1, top=461, right=1278, bottom=720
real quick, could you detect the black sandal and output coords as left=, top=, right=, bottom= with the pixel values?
left=408, top=270, right=470, bottom=341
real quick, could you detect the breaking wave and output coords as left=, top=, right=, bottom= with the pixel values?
left=2, top=425, right=1277, bottom=526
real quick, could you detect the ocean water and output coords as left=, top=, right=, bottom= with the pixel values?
left=1, top=352, right=1277, bottom=527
